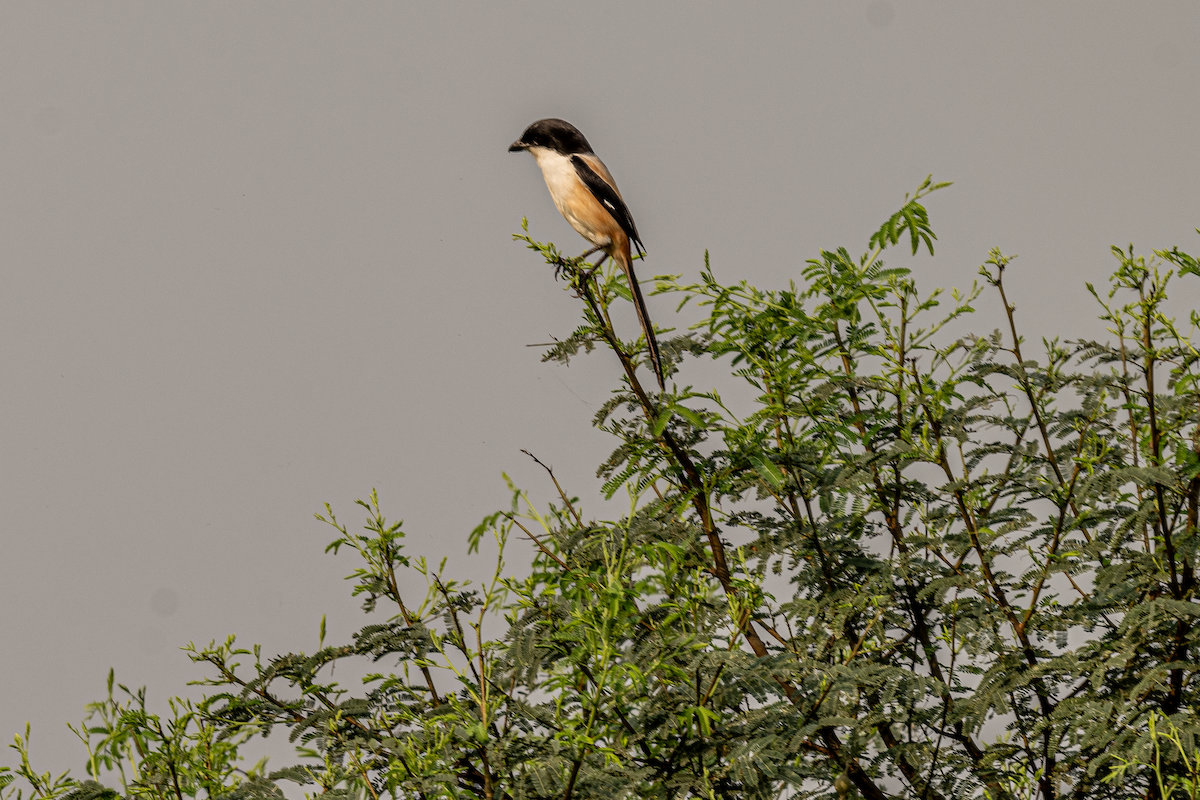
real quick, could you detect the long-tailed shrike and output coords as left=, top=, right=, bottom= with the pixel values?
left=509, top=118, right=664, bottom=390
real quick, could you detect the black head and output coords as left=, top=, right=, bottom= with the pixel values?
left=508, top=118, right=594, bottom=155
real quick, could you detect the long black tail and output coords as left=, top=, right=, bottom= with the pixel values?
left=617, top=251, right=665, bottom=391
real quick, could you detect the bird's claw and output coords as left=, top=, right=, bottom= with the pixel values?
left=551, top=256, right=575, bottom=281
left=552, top=255, right=597, bottom=285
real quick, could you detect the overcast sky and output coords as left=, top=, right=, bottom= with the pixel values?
left=1, top=1, right=1197, bottom=770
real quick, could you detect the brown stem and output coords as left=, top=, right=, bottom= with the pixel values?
left=577, top=277, right=743, bottom=636
left=995, top=268, right=1093, bottom=545
left=1020, top=457, right=1085, bottom=630
left=1140, top=282, right=1180, bottom=600
left=766, top=362, right=836, bottom=588
left=385, top=559, right=443, bottom=706
left=503, top=511, right=570, bottom=571
left=522, top=449, right=585, bottom=528
left=434, top=579, right=483, bottom=686
left=575, top=270, right=892, bottom=800
left=561, top=758, right=583, bottom=800
left=1117, top=329, right=1151, bottom=550
left=821, top=323, right=983, bottom=800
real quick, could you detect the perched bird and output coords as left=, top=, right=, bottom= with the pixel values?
left=509, top=118, right=665, bottom=390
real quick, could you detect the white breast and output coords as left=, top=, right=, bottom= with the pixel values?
left=528, top=147, right=611, bottom=248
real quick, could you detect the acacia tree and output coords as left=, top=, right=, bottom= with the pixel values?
left=4, top=179, right=1199, bottom=800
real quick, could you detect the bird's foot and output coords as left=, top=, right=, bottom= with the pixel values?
left=551, top=255, right=576, bottom=281
left=575, top=250, right=608, bottom=281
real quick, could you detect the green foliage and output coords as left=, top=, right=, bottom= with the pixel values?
left=1104, top=713, right=1200, bottom=800
left=2, top=671, right=268, bottom=800
left=7, top=181, right=1200, bottom=800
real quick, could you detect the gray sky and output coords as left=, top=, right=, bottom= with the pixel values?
left=1, top=1, right=1197, bottom=769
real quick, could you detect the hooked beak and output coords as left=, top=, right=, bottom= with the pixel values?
left=508, top=139, right=529, bottom=152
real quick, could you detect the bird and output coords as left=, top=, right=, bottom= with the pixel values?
left=509, top=118, right=665, bottom=391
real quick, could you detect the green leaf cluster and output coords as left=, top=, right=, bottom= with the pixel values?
left=7, top=184, right=1200, bottom=800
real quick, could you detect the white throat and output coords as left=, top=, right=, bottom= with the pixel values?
left=526, top=147, right=578, bottom=208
